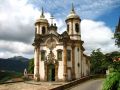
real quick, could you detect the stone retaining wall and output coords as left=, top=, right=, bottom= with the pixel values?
left=50, top=75, right=105, bottom=90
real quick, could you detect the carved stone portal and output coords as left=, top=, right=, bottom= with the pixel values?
left=44, top=51, right=58, bottom=81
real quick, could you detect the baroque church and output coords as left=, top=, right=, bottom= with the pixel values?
left=33, top=4, right=90, bottom=81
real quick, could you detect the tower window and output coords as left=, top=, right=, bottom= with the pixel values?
left=67, top=50, right=71, bottom=61
left=41, top=50, right=46, bottom=61
left=42, top=26, right=46, bottom=34
left=75, top=23, right=79, bottom=33
left=57, top=49, right=62, bottom=61
left=67, top=24, right=69, bottom=32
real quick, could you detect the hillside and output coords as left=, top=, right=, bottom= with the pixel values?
left=0, top=56, right=29, bottom=72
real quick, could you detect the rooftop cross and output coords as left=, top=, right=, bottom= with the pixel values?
left=40, top=7, right=45, bottom=18
left=50, top=14, right=54, bottom=25
left=70, top=3, right=75, bottom=14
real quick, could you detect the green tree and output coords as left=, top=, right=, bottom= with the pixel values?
left=105, top=51, right=120, bottom=71
left=28, top=58, right=34, bottom=74
left=114, top=32, right=120, bottom=47
left=90, top=49, right=107, bottom=74
left=114, top=18, right=120, bottom=47
left=102, top=51, right=120, bottom=90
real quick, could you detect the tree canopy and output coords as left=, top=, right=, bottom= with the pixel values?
left=114, top=32, right=120, bottom=47
left=90, top=49, right=106, bottom=74
left=90, top=48, right=120, bottom=74
left=28, top=58, right=34, bottom=74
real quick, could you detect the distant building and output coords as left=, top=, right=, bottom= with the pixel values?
left=33, top=4, right=90, bottom=81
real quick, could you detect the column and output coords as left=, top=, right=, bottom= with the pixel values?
left=63, top=44, right=67, bottom=81
left=34, top=46, right=40, bottom=81
left=80, top=49, right=83, bottom=78
left=71, top=44, right=75, bottom=80
left=55, top=64, right=58, bottom=81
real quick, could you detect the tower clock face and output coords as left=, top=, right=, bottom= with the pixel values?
left=46, top=38, right=56, bottom=50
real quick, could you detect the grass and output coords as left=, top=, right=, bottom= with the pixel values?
left=0, top=70, right=23, bottom=83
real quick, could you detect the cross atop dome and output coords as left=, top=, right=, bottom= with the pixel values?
left=50, top=14, right=54, bottom=25
left=70, top=3, right=75, bottom=14
left=40, top=7, right=45, bottom=18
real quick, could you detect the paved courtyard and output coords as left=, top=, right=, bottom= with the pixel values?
left=0, top=79, right=104, bottom=90
left=0, top=81, right=66, bottom=90
left=67, top=79, right=104, bottom=90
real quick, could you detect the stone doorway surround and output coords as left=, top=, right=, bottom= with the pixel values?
left=47, top=64, right=55, bottom=81
left=44, top=51, right=59, bottom=81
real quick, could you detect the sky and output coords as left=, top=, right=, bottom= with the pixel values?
left=0, top=0, right=120, bottom=59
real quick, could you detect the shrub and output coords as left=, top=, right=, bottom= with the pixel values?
left=102, top=71, right=120, bottom=90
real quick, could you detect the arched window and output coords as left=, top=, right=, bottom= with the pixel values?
left=42, top=26, right=46, bottom=34
left=67, top=24, right=69, bottom=32
left=75, top=23, right=79, bottom=33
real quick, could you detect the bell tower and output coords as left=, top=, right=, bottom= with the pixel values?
left=65, top=4, right=81, bottom=40
left=35, top=8, right=49, bottom=35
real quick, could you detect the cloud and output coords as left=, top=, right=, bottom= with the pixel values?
left=0, top=40, right=34, bottom=58
left=0, top=0, right=40, bottom=58
left=0, top=0, right=65, bottom=58
left=81, top=19, right=119, bottom=55
left=0, top=0, right=119, bottom=58
left=0, top=0, right=40, bottom=43
left=28, top=0, right=120, bottom=19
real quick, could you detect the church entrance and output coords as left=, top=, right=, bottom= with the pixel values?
left=47, top=64, right=55, bottom=81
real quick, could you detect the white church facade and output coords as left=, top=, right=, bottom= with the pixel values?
left=33, top=4, right=90, bottom=81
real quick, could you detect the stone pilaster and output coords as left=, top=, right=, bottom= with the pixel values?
left=71, top=44, right=75, bottom=80
left=44, top=63, right=47, bottom=81
left=80, top=49, right=83, bottom=78
left=63, top=44, right=67, bottom=81
left=71, top=19, right=73, bottom=35
left=34, top=46, right=40, bottom=81
left=55, top=64, right=58, bottom=81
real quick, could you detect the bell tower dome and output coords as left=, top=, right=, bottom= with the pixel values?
left=35, top=8, right=49, bottom=35
left=65, top=4, right=81, bottom=40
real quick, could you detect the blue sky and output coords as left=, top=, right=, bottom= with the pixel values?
left=0, top=0, right=120, bottom=58
left=28, top=0, right=120, bottom=30
left=98, top=6, right=120, bottom=31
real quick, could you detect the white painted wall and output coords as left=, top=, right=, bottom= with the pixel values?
left=39, top=61, right=45, bottom=80
left=39, top=38, right=64, bottom=80
left=34, top=49, right=37, bottom=78
left=75, top=47, right=81, bottom=79
left=67, top=69, right=72, bottom=81
left=58, top=61, right=64, bottom=80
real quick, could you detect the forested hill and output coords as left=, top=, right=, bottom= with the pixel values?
left=0, top=56, right=29, bottom=72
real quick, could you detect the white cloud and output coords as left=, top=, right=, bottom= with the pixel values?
left=28, top=0, right=120, bottom=19
left=0, top=0, right=39, bottom=58
left=81, top=19, right=119, bottom=55
left=0, top=0, right=65, bottom=58
left=0, top=0, right=119, bottom=58
left=0, top=40, right=33, bottom=58
left=0, top=0, right=40, bottom=43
